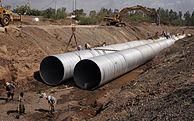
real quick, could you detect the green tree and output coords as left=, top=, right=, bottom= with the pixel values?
left=73, top=9, right=86, bottom=16
left=157, top=8, right=170, bottom=25
left=28, top=9, right=42, bottom=16
left=184, top=11, right=191, bottom=26
left=73, top=9, right=86, bottom=20
left=13, top=5, right=30, bottom=15
left=55, top=7, right=67, bottom=19
left=42, top=8, right=55, bottom=18
left=178, top=11, right=182, bottom=19
left=89, top=10, right=97, bottom=17
left=191, top=11, right=194, bottom=25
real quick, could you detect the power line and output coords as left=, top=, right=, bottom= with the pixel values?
left=41, top=0, right=55, bottom=10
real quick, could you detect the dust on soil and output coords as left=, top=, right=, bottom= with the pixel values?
left=0, top=22, right=193, bottom=121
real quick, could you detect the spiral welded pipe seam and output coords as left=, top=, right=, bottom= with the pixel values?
left=73, top=35, right=185, bottom=89
left=40, top=37, right=167, bottom=85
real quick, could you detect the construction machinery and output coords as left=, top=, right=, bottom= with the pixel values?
left=0, top=7, right=12, bottom=26
left=0, top=7, right=22, bottom=27
left=104, top=5, right=156, bottom=27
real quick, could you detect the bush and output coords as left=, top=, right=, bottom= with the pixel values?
left=79, top=17, right=96, bottom=25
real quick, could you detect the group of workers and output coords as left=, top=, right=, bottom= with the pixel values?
left=77, top=42, right=107, bottom=51
left=147, top=31, right=171, bottom=40
left=4, top=82, right=57, bottom=118
left=77, top=42, right=91, bottom=51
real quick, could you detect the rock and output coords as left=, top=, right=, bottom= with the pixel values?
left=0, top=27, right=5, bottom=33
left=4, top=27, right=12, bottom=33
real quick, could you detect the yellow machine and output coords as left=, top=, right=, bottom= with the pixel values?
left=0, top=7, right=22, bottom=27
left=187, top=34, right=192, bottom=37
left=104, top=5, right=155, bottom=27
left=0, top=7, right=13, bottom=26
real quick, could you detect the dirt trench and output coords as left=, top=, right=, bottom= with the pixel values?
left=0, top=23, right=192, bottom=121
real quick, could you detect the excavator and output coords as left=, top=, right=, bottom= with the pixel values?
left=104, top=5, right=156, bottom=27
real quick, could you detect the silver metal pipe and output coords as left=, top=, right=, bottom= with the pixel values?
left=74, top=35, right=185, bottom=89
left=40, top=38, right=165, bottom=85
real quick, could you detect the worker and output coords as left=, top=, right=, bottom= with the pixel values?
left=84, top=42, right=91, bottom=50
left=77, top=45, right=82, bottom=51
left=102, top=42, right=106, bottom=47
left=147, top=32, right=151, bottom=39
left=154, top=32, right=159, bottom=39
left=163, top=31, right=166, bottom=37
left=17, top=91, right=25, bottom=115
left=46, top=95, right=57, bottom=114
left=166, top=32, right=170, bottom=39
left=39, top=92, right=57, bottom=114
left=182, top=31, right=185, bottom=35
left=5, top=82, right=15, bottom=101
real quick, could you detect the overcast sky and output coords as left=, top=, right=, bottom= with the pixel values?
left=3, top=0, right=194, bottom=14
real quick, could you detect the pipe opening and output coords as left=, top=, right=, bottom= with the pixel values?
left=40, top=56, right=64, bottom=85
left=74, top=59, right=101, bottom=89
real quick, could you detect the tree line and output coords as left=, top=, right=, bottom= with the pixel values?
left=10, top=5, right=194, bottom=26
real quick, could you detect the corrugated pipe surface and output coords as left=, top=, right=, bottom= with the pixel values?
left=40, top=38, right=165, bottom=85
left=74, top=35, right=185, bottom=89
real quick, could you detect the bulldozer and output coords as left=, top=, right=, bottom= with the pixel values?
left=104, top=5, right=157, bottom=27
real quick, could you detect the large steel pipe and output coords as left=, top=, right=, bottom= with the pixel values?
left=74, top=35, right=185, bottom=89
left=40, top=38, right=165, bottom=85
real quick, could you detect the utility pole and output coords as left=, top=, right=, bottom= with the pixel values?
left=158, top=13, right=160, bottom=26
left=55, top=0, right=57, bottom=14
left=75, top=0, right=77, bottom=11
left=73, top=0, right=76, bottom=11
left=27, top=0, right=30, bottom=7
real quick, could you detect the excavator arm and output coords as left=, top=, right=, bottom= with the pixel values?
left=104, top=5, right=155, bottom=26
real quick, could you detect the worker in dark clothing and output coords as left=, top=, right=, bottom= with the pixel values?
left=163, top=31, right=166, bottom=37
left=6, top=82, right=15, bottom=101
left=17, top=91, right=25, bottom=115
left=166, top=32, right=170, bottom=39
left=147, top=32, right=151, bottom=39
left=84, top=42, right=91, bottom=50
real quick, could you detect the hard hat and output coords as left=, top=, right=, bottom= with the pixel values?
left=6, top=82, right=10, bottom=86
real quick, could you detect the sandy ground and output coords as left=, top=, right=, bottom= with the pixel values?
left=0, top=23, right=193, bottom=121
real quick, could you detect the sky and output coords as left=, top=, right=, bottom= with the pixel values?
left=2, top=0, right=194, bottom=14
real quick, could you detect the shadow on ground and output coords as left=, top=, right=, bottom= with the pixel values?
left=35, top=108, right=50, bottom=113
